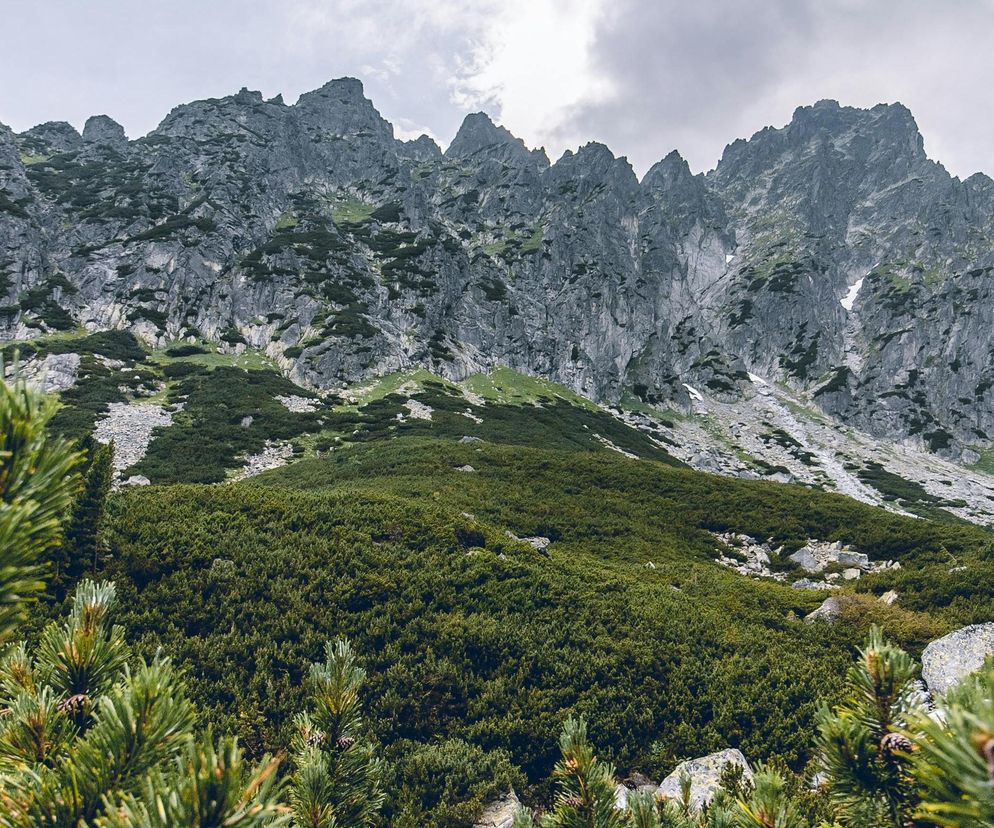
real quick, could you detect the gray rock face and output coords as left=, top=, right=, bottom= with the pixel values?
left=3, top=83, right=994, bottom=456
left=473, top=789, right=521, bottom=828
left=82, top=115, right=128, bottom=147
left=921, top=624, right=994, bottom=695
left=805, top=597, right=843, bottom=624
left=656, top=748, right=753, bottom=810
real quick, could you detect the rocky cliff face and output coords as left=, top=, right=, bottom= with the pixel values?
left=2, top=82, right=992, bottom=455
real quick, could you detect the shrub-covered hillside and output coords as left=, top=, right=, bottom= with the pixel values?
left=86, top=422, right=994, bottom=821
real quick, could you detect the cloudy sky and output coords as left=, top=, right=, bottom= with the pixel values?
left=2, top=0, right=992, bottom=178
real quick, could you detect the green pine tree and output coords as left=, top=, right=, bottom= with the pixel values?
left=515, top=716, right=627, bottom=828
left=732, top=766, right=808, bottom=828
left=814, top=626, right=925, bottom=827
left=909, top=664, right=994, bottom=827
left=288, top=639, right=386, bottom=828
left=0, top=367, right=82, bottom=643
left=0, top=579, right=287, bottom=827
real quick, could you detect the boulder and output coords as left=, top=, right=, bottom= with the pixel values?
left=656, top=748, right=752, bottom=810
left=879, top=590, right=899, bottom=605
left=842, top=568, right=862, bottom=580
left=474, top=789, right=521, bottom=828
left=805, top=596, right=843, bottom=624
left=921, top=624, right=994, bottom=695
left=788, top=546, right=821, bottom=573
left=459, top=435, right=484, bottom=444
left=837, top=550, right=870, bottom=568
left=455, top=465, right=476, bottom=473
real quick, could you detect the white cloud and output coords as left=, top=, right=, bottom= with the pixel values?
left=448, top=0, right=613, bottom=157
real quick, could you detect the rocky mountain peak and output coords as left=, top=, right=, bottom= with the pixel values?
left=293, top=77, right=394, bottom=142
left=82, top=114, right=128, bottom=147
left=398, top=134, right=442, bottom=162
left=19, top=121, right=82, bottom=154
left=446, top=112, right=541, bottom=167
left=642, top=150, right=694, bottom=191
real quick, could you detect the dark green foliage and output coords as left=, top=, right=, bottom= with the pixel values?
left=90, top=425, right=992, bottom=811
left=164, top=343, right=208, bottom=357
left=60, top=438, right=114, bottom=590
left=129, top=366, right=323, bottom=483
left=858, top=462, right=940, bottom=505
left=340, top=383, right=681, bottom=464
left=2, top=330, right=147, bottom=366
left=390, top=739, right=523, bottom=828
left=370, top=202, right=403, bottom=223
left=0, top=581, right=287, bottom=827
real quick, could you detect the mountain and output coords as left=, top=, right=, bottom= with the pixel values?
left=2, top=81, right=993, bottom=460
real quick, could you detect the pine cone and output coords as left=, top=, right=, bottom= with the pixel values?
left=337, top=735, right=356, bottom=750
left=58, top=693, right=89, bottom=714
left=880, top=732, right=912, bottom=756
left=563, top=794, right=584, bottom=810
left=305, top=729, right=326, bottom=747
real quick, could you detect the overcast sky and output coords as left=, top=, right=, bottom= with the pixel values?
left=2, top=0, right=992, bottom=178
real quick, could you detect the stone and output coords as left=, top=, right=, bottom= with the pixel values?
left=93, top=403, right=173, bottom=481
left=837, top=551, right=870, bottom=568
left=842, top=568, right=862, bottom=580
left=656, top=749, right=753, bottom=810
left=805, top=597, right=843, bottom=624
left=455, top=465, right=476, bottom=473
left=459, top=435, right=484, bottom=444
left=121, top=475, right=151, bottom=487
left=523, top=536, right=551, bottom=553
left=879, top=590, right=899, bottom=605
left=921, top=624, right=994, bottom=695
left=474, top=789, right=521, bottom=828
left=789, top=546, right=821, bottom=573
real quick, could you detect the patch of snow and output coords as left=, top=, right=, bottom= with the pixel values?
left=460, top=409, right=483, bottom=424
left=840, top=277, right=864, bottom=311
left=725, top=254, right=735, bottom=264
left=747, top=372, right=767, bottom=386
left=404, top=398, right=433, bottom=420
left=683, top=383, right=703, bottom=402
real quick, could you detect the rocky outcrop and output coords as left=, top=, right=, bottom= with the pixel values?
left=474, top=790, right=521, bottom=828
left=3, top=82, right=994, bottom=457
left=656, top=749, right=753, bottom=810
left=805, top=597, right=843, bottom=624
left=921, top=624, right=994, bottom=695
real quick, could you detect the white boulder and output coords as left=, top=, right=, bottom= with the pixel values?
left=656, top=748, right=753, bottom=810
left=921, top=624, right=994, bottom=695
